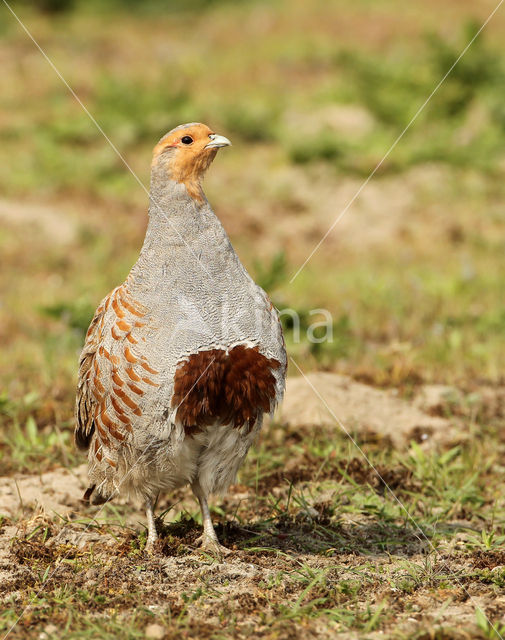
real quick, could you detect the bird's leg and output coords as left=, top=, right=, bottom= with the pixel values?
left=191, top=479, right=230, bottom=558
left=144, top=497, right=157, bottom=553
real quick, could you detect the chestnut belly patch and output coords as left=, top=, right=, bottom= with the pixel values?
left=171, top=345, right=280, bottom=435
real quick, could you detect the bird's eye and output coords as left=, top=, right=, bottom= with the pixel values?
left=181, top=136, right=193, bottom=145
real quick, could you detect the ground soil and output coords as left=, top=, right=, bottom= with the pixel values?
left=1, top=375, right=496, bottom=639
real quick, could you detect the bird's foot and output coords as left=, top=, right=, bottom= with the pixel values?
left=195, top=534, right=231, bottom=560
left=144, top=535, right=158, bottom=555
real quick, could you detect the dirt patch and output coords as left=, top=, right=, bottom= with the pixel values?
left=0, top=509, right=499, bottom=640
left=0, top=199, right=78, bottom=246
left=224, top=162, right=456, bottom=260
left=470, top=550, right=505, bottom=570
left=0, top=376, right=499, bottom=639
left=273, top=373, right=466, bottom=449
left=0, top=465, right=88, bottom=520
left=256, top=453, right=419, bottom=497
left=283, top=104, right=376, bottom=139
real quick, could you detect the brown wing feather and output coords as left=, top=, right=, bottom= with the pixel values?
left=75, top=294, right=110, bottom=451
left=75, top=283, right=159, bottom=463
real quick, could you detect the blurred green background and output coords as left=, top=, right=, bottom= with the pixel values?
left=1, top=0, right=505, bottom=469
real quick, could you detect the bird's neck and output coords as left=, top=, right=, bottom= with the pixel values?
left=129, top=174, right=233, bottom=288
left=142, top=172, right=212, bottom=249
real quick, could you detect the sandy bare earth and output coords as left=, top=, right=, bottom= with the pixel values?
left=274, top=373, right=466, bottom=449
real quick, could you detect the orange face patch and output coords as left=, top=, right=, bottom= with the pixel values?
left=152, top=124, right=219, bottom=204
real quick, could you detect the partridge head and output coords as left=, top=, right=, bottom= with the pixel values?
left=151, top=123, right=231, bottom=204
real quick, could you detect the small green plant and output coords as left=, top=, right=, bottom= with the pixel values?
left=427, top=20, right=505, bottom=117
left=468, top=528, right=505, bottom=551
left=221, top=101, right=281, bottom=142
left=475, top=608, right=505, bottom=639
left=5, top=415, right=73, bottom=472
left=40, top=298, right=96, bottom=336
left=254, top=251, right=287, bottom=293
left=289, top=133, right=344, bottom=164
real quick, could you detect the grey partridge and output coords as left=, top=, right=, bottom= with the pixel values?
left=75, top=123, right=286, bottom=554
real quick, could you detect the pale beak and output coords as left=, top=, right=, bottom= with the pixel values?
left=205, top=134, right=232, bottom=149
